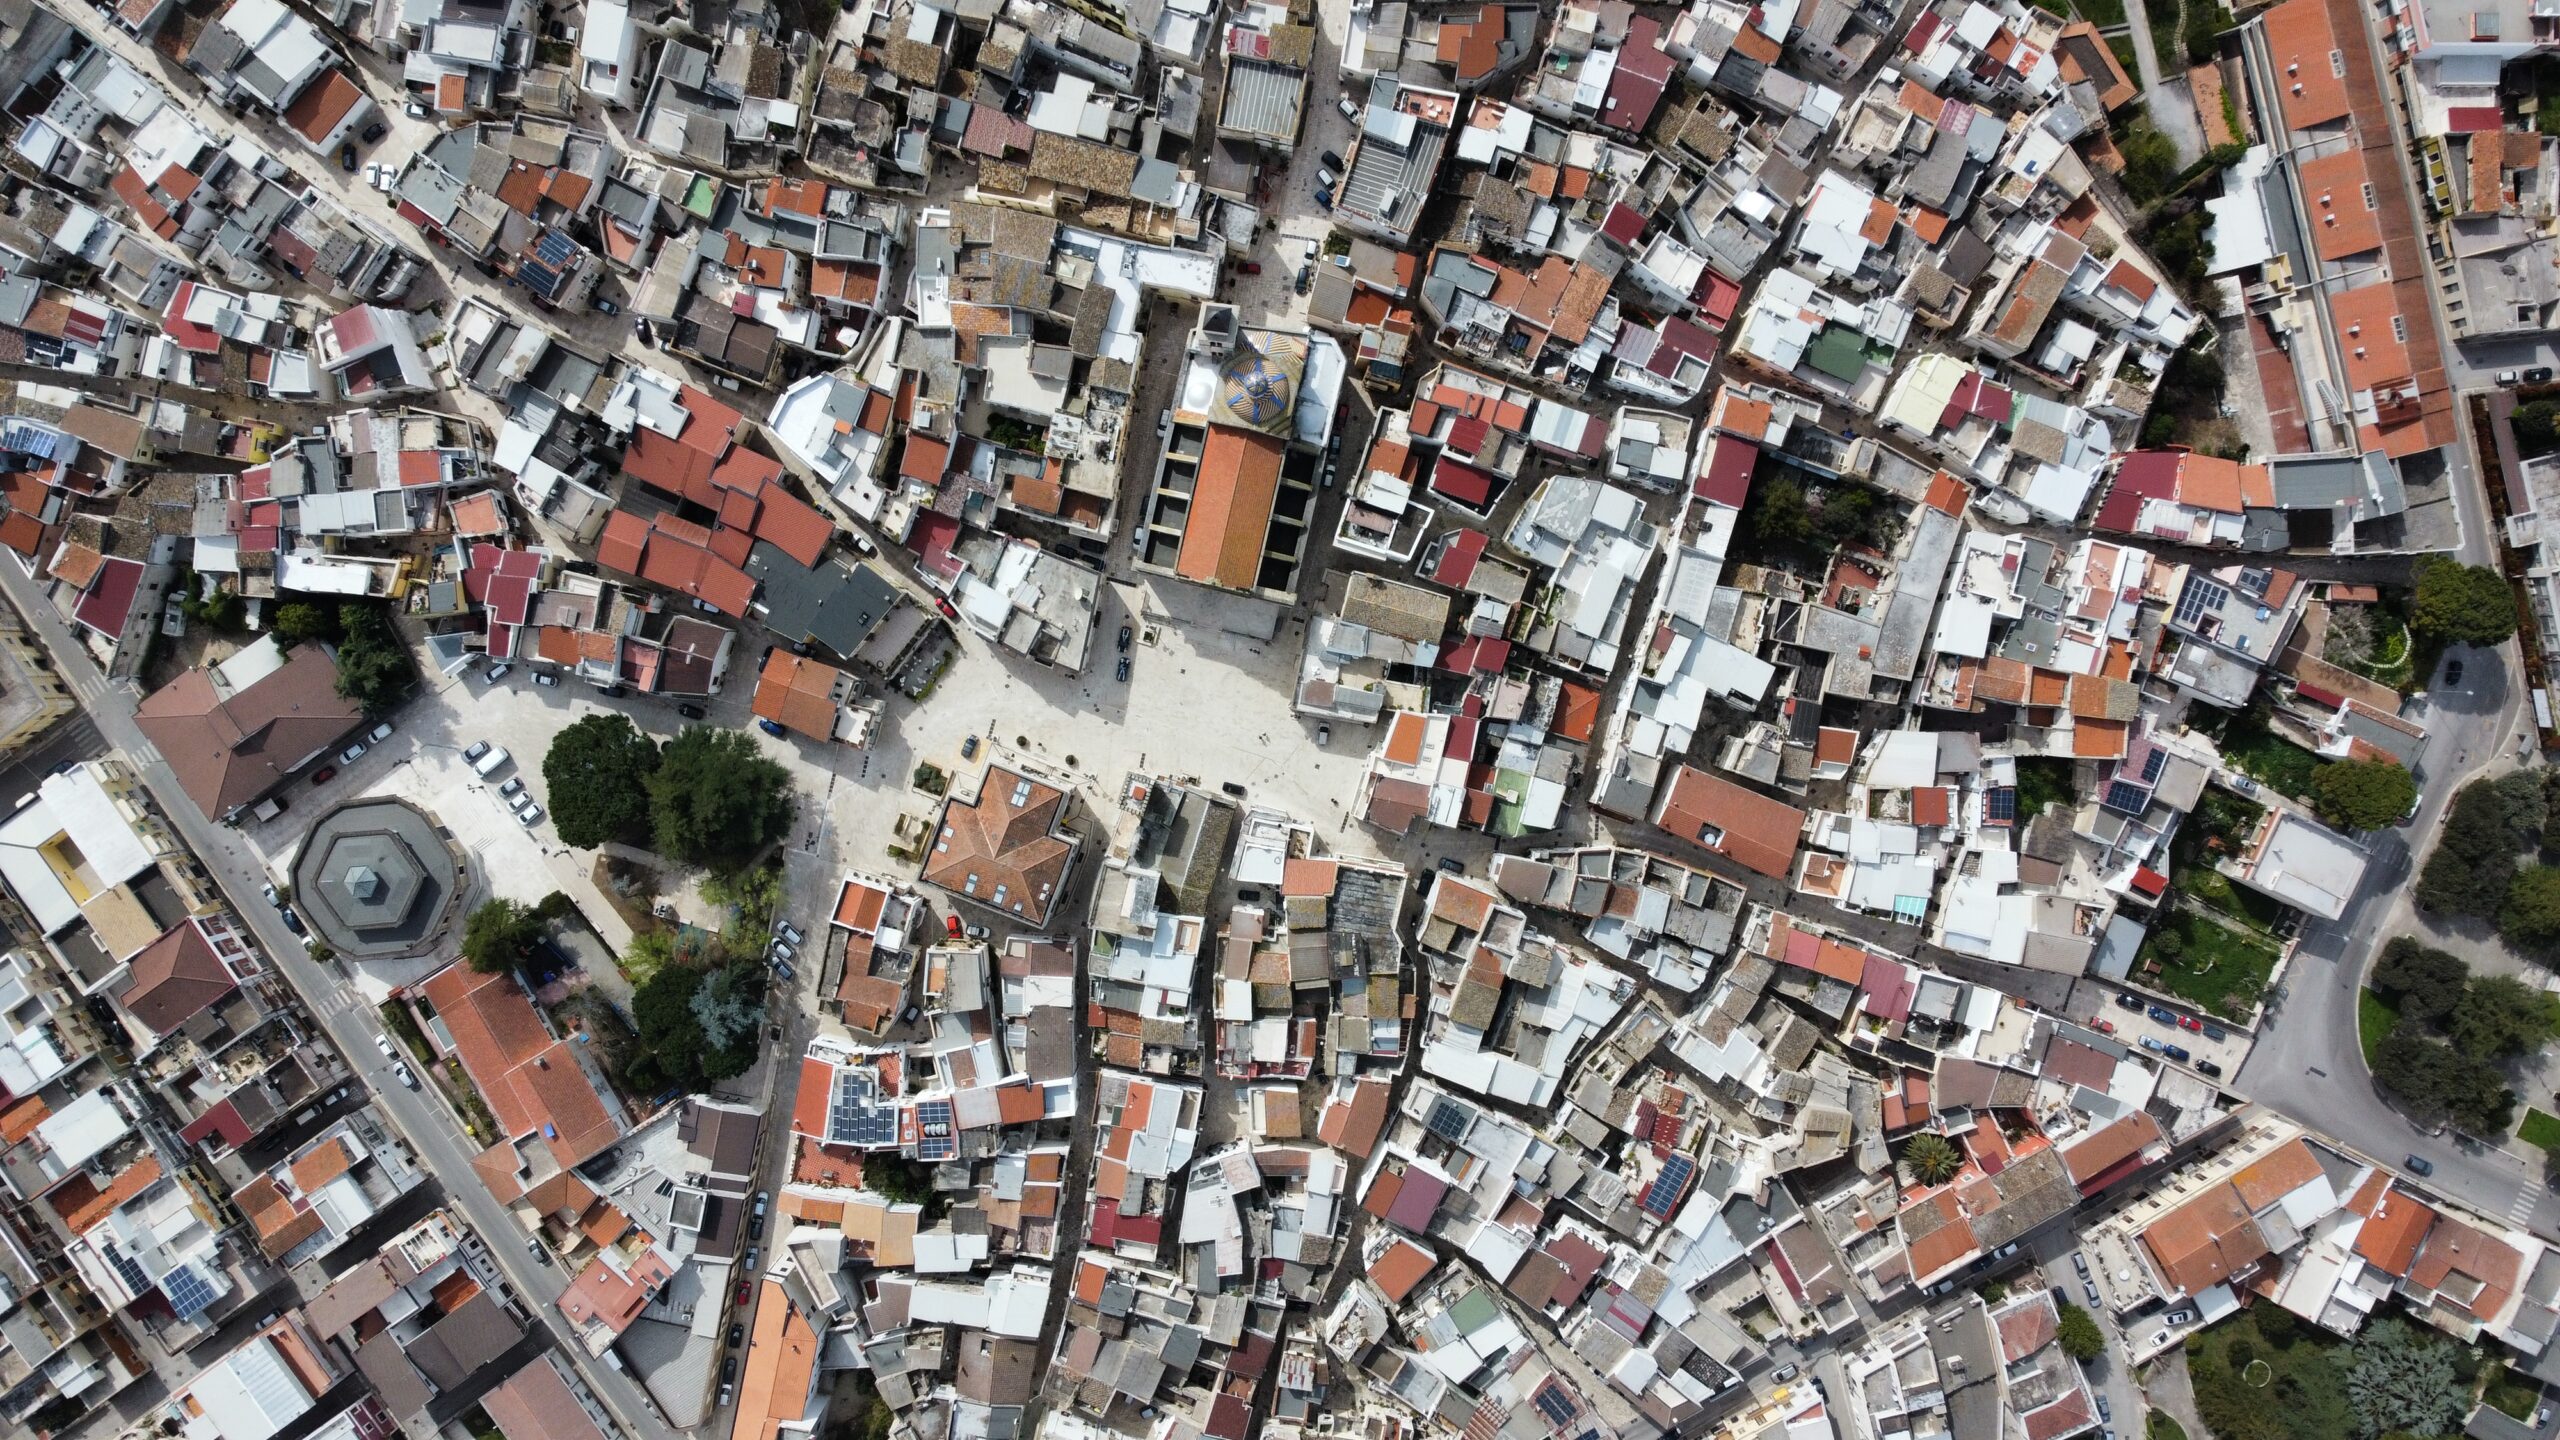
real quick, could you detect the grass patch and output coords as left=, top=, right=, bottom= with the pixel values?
left=2138, top=905, right=2281, bottom=1019
left=2175, top=863, right=2287, bottom=933
left=2076, top=0, right=2128, bottom=25
left=2148, top=1416, right=2189, bottom=1440
left=2108, top=32, right=2140, bottom=74
left=2521, top=1107, right=2560, bottom=1150
left=2484, top=1359, right=2542, bottom=1421
left=2359, top=988, right=2399, bottom=1064
left=2219, top=707, right=2324, bottom=799
left=378, top=1001, right=433, bottom=1066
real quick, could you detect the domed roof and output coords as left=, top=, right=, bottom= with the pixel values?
left=1215, top=333, right=1308, bottom=435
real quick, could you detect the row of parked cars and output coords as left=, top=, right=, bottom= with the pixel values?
left=2105, top=993, right=2226, bottom=1078
left=463, top=741, right=543, bottom=826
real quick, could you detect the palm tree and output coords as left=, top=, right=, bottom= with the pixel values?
left=1902, top=1132, right=1963, bottom=1186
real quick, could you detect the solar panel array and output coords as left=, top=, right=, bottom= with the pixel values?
left=828, top=1073, right=897, bottom=1148
left=915, top=1099, right=958, bottom=1161
left=2101, top=780, right=2150, bottom=814
left=1641, top=1154, right=1697, bottom=1218
left=2173, top=577, right=2228, bottom=629
left=1533, top=1384, right=1579, bottom=1426
left=1425, top=1097, right=1471, bottom=1144
left=163, top=1261, right=221, bottom=1321
left=2140, top=748, right=2169, bottom=784
left=1984, top=787, right=2016, bottom=822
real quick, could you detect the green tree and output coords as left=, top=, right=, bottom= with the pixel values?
left=646, top=726, right=797, bottom=869
left=2515, top=399, right=2560, bottom=459
left=462, top=898, right=547, bottom=974
left=1900, top=1132, right=1962, bottom=1186
left=2345, top=1317, right=2468, bottom=1440
left=2119, top=121, right=2181, bottom=202
left=2452, top=973, right=2556, bottom=1060
left=542, top=714, right=661, bottom=850
left=2307, top=759, right=2417, bottom=832
left=2504, top=864, right=2560, bottom=955
left=2056, top=1302, right=2105, bottom=1362
left=2410, top=556, right=2518, bottom=647
left=2370, top=937, right=2469, bottom=1028
left=2418, top=780, right=2525, bottom=917
left=628, top=963, right=709, bottom=1093
left=272, top=601, right=339, bottom=645
left=2373, top=1027, right=2517, bottom=1135
left=2499, top=769, right=2551, bottom=841
left=689, top=960, right=766, bottom=1061
left=332, top=604, right=413, bottom=716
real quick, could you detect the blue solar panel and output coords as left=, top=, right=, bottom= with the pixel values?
left=1642, top=1155, right=1697, bottom=1218
left=163, top=1262, right=221, bottom=1321
left=1533, top=1386, right=1577, bottom=1425
left=100, top=1240, right=150, bottom=1296
left=1985, top=788, right=2017, bottom=822
left=537, top=230, right=580, bottom=266
left=915, top=1099, right=957, bottom=1162
left=2101, top=781, right=2149, bottom=814
left=1425, top=1098, right=1471, bottom=1143
left=2139, top=748, right=2168, bottom=783
left=2173, top=578, right=2229, bottom=629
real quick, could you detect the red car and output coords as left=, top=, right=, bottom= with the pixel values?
left=1240, top=262, right=1263, bottom=274
left=309, top=765, right=337, bottom=786
left=935, top=596, right=960, bottom=621
left=945, top=913, right=964, bottom=939
left=735, top=1280, right=751, bottom=1308
left=2090, top=1018, right=2116, bottom=1035
left=2177, top=1015, right=2202, bottom=1032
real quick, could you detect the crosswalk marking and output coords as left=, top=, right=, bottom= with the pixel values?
left=2507, top=1185, right=2538, bottom=1228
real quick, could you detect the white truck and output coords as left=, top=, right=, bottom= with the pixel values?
left=470, top=745, right=511, bottom=778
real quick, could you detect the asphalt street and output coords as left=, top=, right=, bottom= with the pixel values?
left=0, top=565, right=685, bottom=1440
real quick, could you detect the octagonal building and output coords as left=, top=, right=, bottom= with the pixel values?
left=290, top=798, right=466, bottom=960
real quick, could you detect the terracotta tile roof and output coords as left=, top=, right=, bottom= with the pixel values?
left=2408, top=1213, right=2523, bottom=1319
left=1653, top=765, right=1805, bottom=879
left=751, top=649, right=845, bottom=741
left=2263, top=0, right=2349, bottom=130
left=2140, top=1182, right=2270, bottom=1294
left=117, top=921, right=237, bottom=1035
left=2353, top=1186, right=2436, bottom=1277
left=1177, top=428, right=1287, bottom=593
left=2229, top=1137, right=2323, bottom=1211
left=1368, top=1238, right=1435, bottom=1302
left=920, top=765, right=1076, bottom=926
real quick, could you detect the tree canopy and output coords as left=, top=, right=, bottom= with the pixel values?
left=2307, top=759, right=2416, bottom=832
left=646, top=726, right=797, bottom=870
left=2371, top=938, right=2469, bottom=1028
left=1901, top=1132, right=1961, bottom=1186
left=543, top=714, right=662, bottom=850
left=2418, top=780, right=2526, bottom=917
left=2371, top=1026, right=2516, bottom=1136
left=462, top=898, right=547, bottom=974
left=2410, top=556, right=2518, bottom=647
left=2054, top=1302, right=2104, bottom=1363
left=2451, top=972, right=2557, bottom=1060
left=2345, top=1318, right=2470, bottom=1440
left=272, top=601, right=339, bottom=646
left=331, top=604, right=413, bottom=716
left=624, top=959, right=760, bottom=1095
left=2503, top=864, right=2560, bottom=956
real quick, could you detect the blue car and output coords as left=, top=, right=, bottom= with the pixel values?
left=2139, top=1036, right=2164, bottom=1053
left=1314, top=185, right=1334, bottom=211
left=2163, top=1043, right=2192, bottom=1063
left=2146, top=1005, right=2177, bottom=1025
left=756, top=717, right=788, bottom=738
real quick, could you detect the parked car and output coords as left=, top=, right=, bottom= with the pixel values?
left=369, top=721, right=394, bottom=743
left=2201, top=1023, right=2226, bottom=1042
left=376, top=1034, right=398, bottom=1060
left=515, top=802, right=543, bottom=826
left=771, top=959, right=794, bottom=981
left=392, top=1062, right=417, bottom=1089
left=1770, top=1364, right=1799, bottom=1383
left=722, top=1358, right=738, bottom=1385
left=1316, top=724, right=1331, bottom=746
left=340, top=741, right=367, bottom=764
left=1118, top=624, right=1134, bottom=652
left=2146, top=1005, right=2176, bottom=1025
left=2089, top=1017, right=2115, bottom=1034
left=2072, top=1252, right=2089, bottom=1276
left=735, top=1281, right=752, bottom=1307
left=338, top=144, right=357, bottom=171
left=2406, top=1153, right=2436, bottom=1177
left=769, top=939, right=796, bottom=963
left=1338, top=96, right=1361, bottom=123
left=2446, top=660, right=2465, bottom=686
left=2096, top=1397, right=2111, bottom=1423
left=1319, top=149, right=1345, bottom=172
left=360, top=120, right=388, bottom=144
left=757, top=717, right=789, bottom=738
left=463, top=740, right=491, bottom=763
left=309, top=765, right=337, bottom=786
left=727, top=1324, right=744, bottom=1348
left=2196, top=1059, right=2224, bottom=1079
left=964, top=923, right=989, bottom=941
left=471, top=746, right=510, bottom=777
left=2083, top=1280, right=2102, bottom=1304
left=598, top=684, right=627, bottom=698
left=962, top=735, right=980, bottom=760
left=1115, top=656, right=1131, bottom=682
left=2162, top=1043, right=2192, bottom=1062
left=2138, top=1036, right=2164, bottom=1053
left=533, top=672, right=559, bottom=688
left=528, top=1236, right=552, bottom=1265
left=946, top=914, right=964, bottom=938
left=2176, top=1014, right=2201, bottom=1032
left=593, top=297, right=621, bottom=317
left=2116, top=992, right=2144, bottom=1011
left=676, top=703, right=706, bottom=719
left=2531, top=366, right=2556, bottom=384
left=2500, top=369, right=2524, bottom=385
left=485, top=662, right=513, bottom=681
left=261, top=883, right=281, bottom=907
left=934, top=596, right=960, bottom=621
left=1221, top=781, right=1247, bottom=797
left=1239, top=261, right=1262, bottom=275
left=2164, top=1309, right=2197, bottom=1326
left=776, top=921, right=803, bottom=946
left=281, top=906, right=306, bottom=936
left=1313, top=185, right=1334, bottom=211
left=499, top=777, right=525, bottom=798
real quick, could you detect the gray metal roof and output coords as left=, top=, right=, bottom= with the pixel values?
left=1219, top=57, right=1304, bottom=144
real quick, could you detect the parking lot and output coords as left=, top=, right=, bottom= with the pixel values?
left=2097, top=985, right=2256, bottom=1085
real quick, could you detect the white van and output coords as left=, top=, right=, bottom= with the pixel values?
left=470, top=746, right=511, bottom=778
